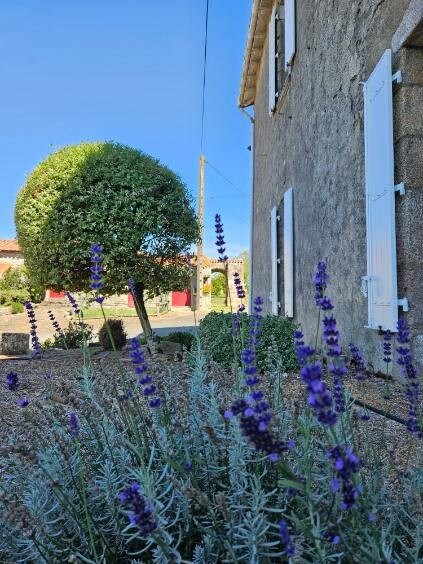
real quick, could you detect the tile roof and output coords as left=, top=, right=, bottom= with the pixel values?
left=0, top=239, right=21, bottom=252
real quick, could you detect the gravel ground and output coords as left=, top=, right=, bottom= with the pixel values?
left=0, top=350, right=420, bottom=484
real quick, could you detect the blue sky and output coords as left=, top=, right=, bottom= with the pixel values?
left=0, top=1, right=252, bottom=258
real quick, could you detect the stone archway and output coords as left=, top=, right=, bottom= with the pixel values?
left=209, top=258, right=245, bottom=310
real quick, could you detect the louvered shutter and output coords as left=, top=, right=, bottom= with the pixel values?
left=268, top=4, right=277, bottom=114
left=363, top=49, right=403, bottom=331
left=284, top=0, right=296, bottom=70
left=283, top=188, right=294, bottom=317
left=270, top=206, right=279, bottom=314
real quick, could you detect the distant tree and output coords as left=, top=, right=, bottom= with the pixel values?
left=211, top=272, right=226, bottom=297
left=15, top=142, right=198, bottom=336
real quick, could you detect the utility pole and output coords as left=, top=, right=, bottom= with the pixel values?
left=196, top=154, right=205, bottom=310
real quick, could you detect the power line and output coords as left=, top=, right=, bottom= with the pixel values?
left=200, top=0, right=209, bottom=152
left=205, top=159, right=249, bottom=198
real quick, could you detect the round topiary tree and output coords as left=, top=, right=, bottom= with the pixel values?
left=15, top=142, right=198, bottom=336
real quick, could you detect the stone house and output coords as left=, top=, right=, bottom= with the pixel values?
left=0, top=239, right=24, bottom=275
left=239, top=0, right=423, bottom=371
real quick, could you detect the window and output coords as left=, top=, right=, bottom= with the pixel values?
left=268, top=1, right=296, bottom=114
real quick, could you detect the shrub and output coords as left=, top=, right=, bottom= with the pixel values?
left=198, top=311, right=298, bottom=372
left=160, top=331, right=195, bottom=351
left=98, top=319, right=127, bottom=350
left=10, top=302, right=24, bottom=314
left=0, top=266, right=43, bottom=305
left=43, top=320, right=93, bottom=349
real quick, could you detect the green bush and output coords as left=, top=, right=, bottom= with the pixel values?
left=43, top=320, right=93, bottom=349
left=10, top=302, right=24, bottom=314
left=198, top=311, right=298, bottom=372
left=0, top=266, right=43, bottom=305
left=98, top=319, right=127, bottom=350
left=160, top=331, right=195, bottom=351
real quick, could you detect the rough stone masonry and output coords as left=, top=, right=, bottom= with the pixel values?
left=241, top=0, right=423, bottom=374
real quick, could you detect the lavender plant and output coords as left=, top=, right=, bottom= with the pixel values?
left=1, top=253, right=422, bottom=563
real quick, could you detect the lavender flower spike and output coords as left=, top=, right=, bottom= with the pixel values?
left=24, top=301, right=42, bottom=359
left=396, top=318, right=422, bottom=438
left=329, top=445, right=361, bottom=510
left=5, top=371, right=19, bottom=391
left=214, top=214, right=228, bottom=262
left=65, top=291, right=80, bottom=315
left=130, top=337, right=162, bottom=408
left=279, top=519, right=295, bottom=557
left=119, top=482, right=157, bottom=536
left=47, top=310, right=65, bottom=340
left=69, top=412, right=80, bottom=437
left=90, top=243, right=104, bottom=304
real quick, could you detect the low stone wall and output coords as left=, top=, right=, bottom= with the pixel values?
left=0, top=333, right=29, bottom=355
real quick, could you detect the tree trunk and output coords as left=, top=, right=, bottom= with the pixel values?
left=133, top=282, right=153, bottom=338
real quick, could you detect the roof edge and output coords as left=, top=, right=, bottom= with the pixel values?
left=238, top=0, right=274, bottom=108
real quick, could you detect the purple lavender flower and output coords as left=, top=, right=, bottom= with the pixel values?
left=130, top=337, right=161, bottom=408
left=329, top=363, right=347, bottom=413
left=24, top=301, right=42, bottom=359
left=47, top=310, right=65, bottom=340
left=119, top=482, right=157, bottom=536
left=279, top=519, right=295, bottom=557
left=233, top=272, right=245, bottom=299
left=313, top=260, right=329, bottom=306
left=17, top=398, right=29, bottom=407
left=301, top=362, right=337, bottom=425
left=322, top=315, right=341, bottom=357
left=65, top=291, right=80, bottom=315
left=329, top=445, right=361, bottom=510
left=225, top=398, right=294, bottom=462
left=5, top=371, right=19, bottom=391
left=382, top=330, right=392, bottom=364
left=294, top=330, right=314, bottom=367
left=90, top=243, right=104, bottom=304
left=214, top=214, right=228, bottom=262
left=348, top=343, right=366, bottom=380
left=396, top=318, right=422, bottom=438
left=69, top=412, right=79, bottom=437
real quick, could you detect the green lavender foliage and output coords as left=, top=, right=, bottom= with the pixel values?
left=1, top=337, right=423, bottom=562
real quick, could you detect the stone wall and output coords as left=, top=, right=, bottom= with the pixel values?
left=0, top=252, right=24, bottom=267
left=251, top=0, right=423, bottom=372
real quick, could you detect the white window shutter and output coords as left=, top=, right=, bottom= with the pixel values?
left=283, top=188, right=294, bottom=317
left=270, top=206, right=279, bottom=314
left=284, top=0, right=296, bottom=70
left=268, top=4, right=277, bottom=114
left=363, top=49, right=404, bottom=331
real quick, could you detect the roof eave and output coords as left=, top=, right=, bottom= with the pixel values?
left=238, top=0, right=274, bottom=108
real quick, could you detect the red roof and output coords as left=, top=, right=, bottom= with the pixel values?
left=0, top=239, right=21, bottom=252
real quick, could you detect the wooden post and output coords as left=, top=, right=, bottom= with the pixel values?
left=196, top=155, right=205, bottom=310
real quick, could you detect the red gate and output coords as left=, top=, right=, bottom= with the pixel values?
left=171, top=290, right=191, bottom=307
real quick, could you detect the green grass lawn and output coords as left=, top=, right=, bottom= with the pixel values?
left=211, top=296, right=231, bottom=312
left=82, top=306, right=161, bottom=319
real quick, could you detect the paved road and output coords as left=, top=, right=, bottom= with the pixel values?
left=0, top=305, right=208, bottom=343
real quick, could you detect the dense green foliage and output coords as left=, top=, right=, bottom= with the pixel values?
left=198, top=311, right=298, bottom=372
left=43, top=320, right=93, bottom=349
left=10, top=302, right=24, bottom=314
left=15, top=142, right=197, bottom=300
left=98, top=319, right=127, bottom=350
left=160, top=330, right=195, bottom=351
left=0, top=266, right=44, bottom=306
